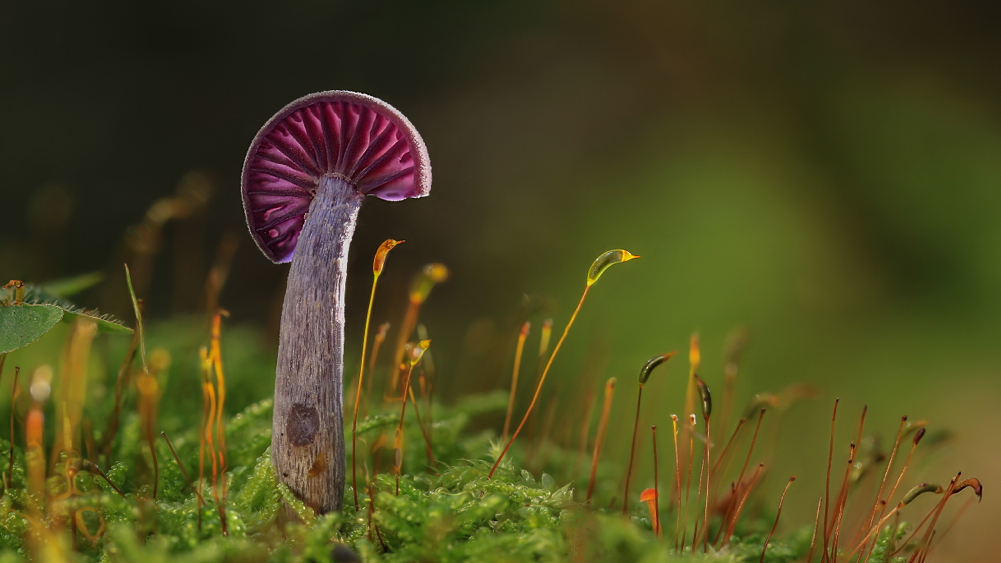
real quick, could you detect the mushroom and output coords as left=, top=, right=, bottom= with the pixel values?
left=242, top=91, right=431, bottom=514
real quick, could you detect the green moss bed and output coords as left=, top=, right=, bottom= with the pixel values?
left=0, top=281, right=979, bottom=563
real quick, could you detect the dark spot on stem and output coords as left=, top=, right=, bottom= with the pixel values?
left=287, top=403, right=319, bottom=446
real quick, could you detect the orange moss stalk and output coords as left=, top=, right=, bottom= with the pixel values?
left=864, top=426, right=926, bottom=561
left=760, top=476, right=797, bottom=563
left=53, top=319, right=97, bottom=469
left=138, top=350, right=170, bottom=498
left=914, top=477, right=960, bottom=562
left=503, top=321, right=530, bottom=441
left=394, top=340, right=430, bottom=494
left=388, top=264, right=448, bottom=395
left=490, top=250, right=639, bottom=479
left=204, top=232, right=240, bottom=317
left=680, top=414, right=696, bottom=552
left=367, top=473, right=389, bottom=552
left=50, top=418, right=84, bottom=534
left=722, top=463, right=764, bottom=547
left=352, top=239, right=403, bottom=511
left=406, top=379, right=439, bottom=472
left=161, top=431, right=202, bottom=503
left=828, top=405, right=868, bottom=560
left=907, top=474, right=981, bottom=562
left=534, top=317, right=554, bottom=377
left=623, top=353, right=675, bottom=514
left=529, top=394, right=560, bottom=469
left=716, top=408, right=765, bottom=548
left=710, top=417, right=746, bottom=482
left=920, top=478, right=982, bottom=560
left=716, top=406, right=760, bottom=544
left=651, top=425, right=661, bottom=537
left=853, top=415, right=908, bottom=552
left=718, top=328, right=747, bottom=440
left=416, top=324, right=436, bottom=380
left=364, top=322, right=391, bottom=417
left=806, top=497, right=823, bottom=563
left=586, top=377, right=616, bottom=503
left=210, top=311, right=228, bottom=497
left=681, top=334, right=700, bottom=449
left=22, top=366, right=59, bottom=560
left=574, top=388, right=596, bottom=480
left=694, top=375, right=712, bottom=552
left=189, top=311, right=231, bottom=534
left=821, top=398, right=840, bottom=560
left=932, top=504, right=974, bottom=562
left=102, top=306, right=140, bottom=467
left=197, top=347, right=211, bottom=530
left=671, top=414, right=683, bottom=551
left=24, top=366, right=53, bottom=520
left=844, top=482, right=944, bottom=562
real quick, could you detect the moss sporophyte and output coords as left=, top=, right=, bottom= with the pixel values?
left=0, top=91, right=985, bottom=562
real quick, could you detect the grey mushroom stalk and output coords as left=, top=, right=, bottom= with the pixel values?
left=241, top=91, right=431, bottom=514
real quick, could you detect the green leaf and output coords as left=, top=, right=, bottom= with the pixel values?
left=0, top=304, right=64, bottom=354
left=62, top=309, right=133, bottom=334
left=6, top=280, right=132, bottom=335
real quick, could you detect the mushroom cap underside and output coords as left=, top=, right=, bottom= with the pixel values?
left=242, top=91, right=432, bottom=264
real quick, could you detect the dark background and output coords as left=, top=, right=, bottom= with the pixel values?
left=2, top=2, right=999, bottom=557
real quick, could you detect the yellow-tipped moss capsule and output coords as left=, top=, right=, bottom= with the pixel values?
left=409, top=264, right=449, bottom=304
left=902, top=482, right=943, bottom=504
left=409, top=339, right=431, bottom=366
left=689, top=334, right=701, bottom=372
left=373, top=239, right=404, bottom=275
left=586, top=250, right=639, bottom=286
left=491, top=250, right=638, bottom=480
left=638, top=352, right=677, bottom=386
left=538, top=318, right=553, bottom=358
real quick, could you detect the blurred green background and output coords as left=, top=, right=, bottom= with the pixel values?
left=2, top=1, right=998, bottom=558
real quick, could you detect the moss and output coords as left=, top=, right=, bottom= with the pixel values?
left=0, top=309, right=978, bottom=562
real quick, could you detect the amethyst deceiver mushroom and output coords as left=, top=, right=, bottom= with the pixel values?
left=242, top=91, right=431, bottom=514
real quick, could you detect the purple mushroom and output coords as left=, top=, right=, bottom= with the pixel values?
left=242, top=91, right=431, bottom=514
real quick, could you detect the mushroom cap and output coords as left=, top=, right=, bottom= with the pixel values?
left=640, top=488, right=658, bottom=503
left=242, top=91, right=432, bottom=264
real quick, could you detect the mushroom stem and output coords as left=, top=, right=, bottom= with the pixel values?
left=273, top=175, right=363, bottom=515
